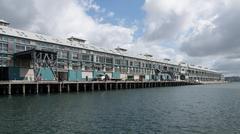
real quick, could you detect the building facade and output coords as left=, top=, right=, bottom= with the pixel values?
left=0, top=20, right=223, bottom=81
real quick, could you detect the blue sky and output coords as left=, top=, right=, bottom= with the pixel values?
left=85, top=0, right=145, bottom=38
left=93, top=0, right=145, bottom=23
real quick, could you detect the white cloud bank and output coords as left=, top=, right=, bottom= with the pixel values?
left=141, top=0, right=240, bottom=75
left=1, top=0, right=240, bottom=75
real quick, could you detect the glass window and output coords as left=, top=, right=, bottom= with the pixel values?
left=115, top=59, right=121, bottom=65
left=61, top=51, right=68, bottom=59
left=130, top=61, right=133, bottom=66
left=106, top=57, right=113, bottom=64
left=0, top=43, right=8, bottom=52
left=72, top=52, right=78, bottom=60
left=82, top=54, right=90, bottom=61
left=16, top=44, right=25, bottom=52
left=124, top=60, right=128, bottom=66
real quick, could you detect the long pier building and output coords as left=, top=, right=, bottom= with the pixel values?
left=0, top=20, right=223, bottom=82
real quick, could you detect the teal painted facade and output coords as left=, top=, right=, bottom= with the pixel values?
left=8, top=67, right=23, bottom=80
left=38, top=67, right=55, bottom=80
left=93, top=70, right=104, bottom=78
left=68, top=70, right=82, bottom=81
left=112, top=72, right=120, bottom=79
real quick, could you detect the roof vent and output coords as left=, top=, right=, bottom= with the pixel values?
left=68, top=36, right=86, bottom=44
left=115, top=47, right=127, bottom=52
left=0, top=19, right=10, bottom=26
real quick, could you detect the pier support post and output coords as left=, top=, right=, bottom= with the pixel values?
left=36, top=83, right=39, bottom=94
left=84, top=84, right=87, bottom=92
left=47, top=84, right=50, bottom=94
left=120, top=83, right=122, bottom=89
left=110, top=83, right=112, bottom=90
left=67, top=84, right=70, bottom=93
left=116, top=83, right=118, bottom=90
left=98, top=84, right=100, bottom=91
left=22, top=84, right=25, bottom=95
left=105, top=83, right=107, bottom=91
left=91, top=83, right=94, bottom=92
left=8, top=84, right=11, bottom=95
left=77, top=83, right=79, bottom=92
left=59, top=83, right=62, bottom=93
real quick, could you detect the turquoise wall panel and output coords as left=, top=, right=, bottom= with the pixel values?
left=38, top=68, right=54, bottom=80
left=8, top=67, right=22, bottom=80
left=93, top=70, right=104, bottom=78
left=68, top=70, right=82, bottom=81
left=112, top=72, right=120, bottom=79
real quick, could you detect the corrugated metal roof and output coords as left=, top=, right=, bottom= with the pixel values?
left=0, top=25, right=218, bottom=73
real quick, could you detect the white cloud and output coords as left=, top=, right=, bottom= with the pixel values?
left=141, top=0, right=240, bottom=75
left=0, top=0, right=135, bottom=49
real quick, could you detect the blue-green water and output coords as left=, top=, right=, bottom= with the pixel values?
left=1, top=83, right=240, bottom=134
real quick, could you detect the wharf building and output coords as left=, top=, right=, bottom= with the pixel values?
left=0, top=20, right=223, bottom=82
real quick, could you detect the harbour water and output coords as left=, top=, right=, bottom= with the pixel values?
left=0, top=83, right=240, bottom=133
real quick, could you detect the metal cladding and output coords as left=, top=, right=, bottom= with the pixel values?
left=0, top=21, right=223, bottom=82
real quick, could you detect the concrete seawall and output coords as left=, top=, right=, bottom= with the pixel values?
left=0, top=81, right=200, bottom=95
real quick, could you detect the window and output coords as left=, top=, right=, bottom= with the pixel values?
left=106, top=57, right=113, bottom=64
left=72, top=52, right=78, bottom=60
left=0, top=59, right=8, bottom=67
left=134, top=61, right=140, bottom=67
left=0, top=43, right=8, bottom=52
left=124, top=60, right=128, bottom=66
left=16, top=45, right=25, bottom=52
left=115, top=59, right=121, bottom=65
left=61, top=51, right=68, bottom=59
left=130, top=61, right=133, bottom=66
left=82, top=54, right=90, bottom=61
left=96, top=56, right=105, bottom=63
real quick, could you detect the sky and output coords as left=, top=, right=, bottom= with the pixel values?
left=0, top=0, right=240, bottom=76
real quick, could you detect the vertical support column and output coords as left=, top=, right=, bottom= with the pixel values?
left=98, top=83, right=100, bottom=91
left=47, top=84, right=50, bottom=94
left=22, top=84, right=25, bottom=95
left=126, top=83, right=128, bottom=89
left=8, top=84, right=11, bottom=95
left=84, top=84, right=87, bottom=92
left=105, top=83, right=107, bottom=91
left=116, top=83, right=118, bottom=90
left=110, top=83, right=112, bottom=90
left=120, top=83, right=122, bottom=89
left=91, top=83, right=94, bottom=92
left=77, top=83, right=79, bottom=92
left=67, top=84, right=70, bottom=93
left=36, top=83, right=39, bottom=94
left=59, top=83, right=62, bottom=93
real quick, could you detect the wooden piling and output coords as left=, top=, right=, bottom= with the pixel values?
left=8, top=84, right=11, bottom=95
left=36, top=83, right=39, bottom=94
left=67, top=84, right=70, bottom=93
left=84, top=84, right=87, bottom=92
left=22, top=84, right=25, bottom=95
left=47, top=84, right=50, bottom=94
